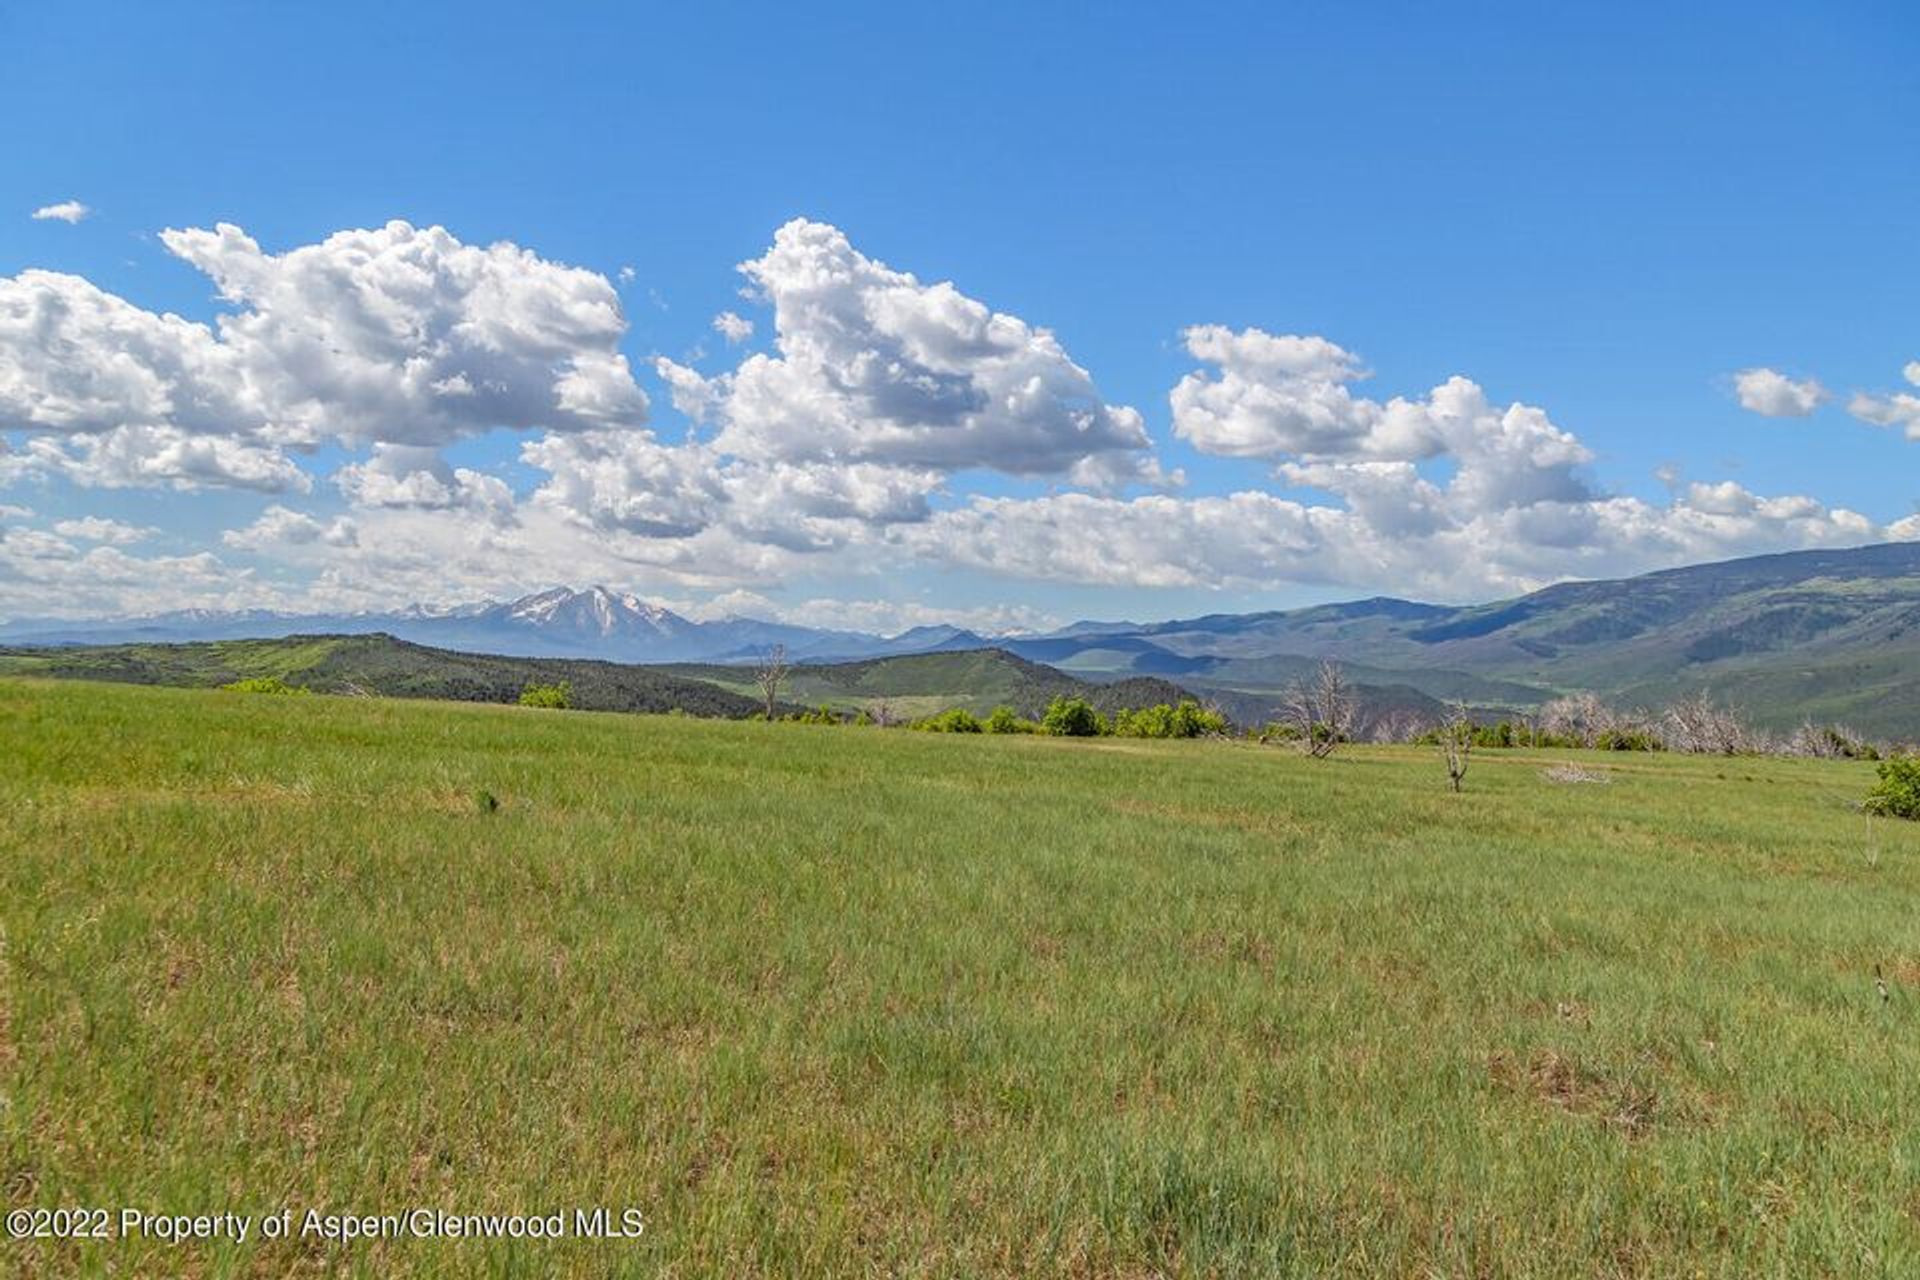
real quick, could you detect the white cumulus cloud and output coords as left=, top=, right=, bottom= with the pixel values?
left=1732, top=367, right=1828, bottom=417
left=0, top=221, right=650, bottom=495
left=664, top=218, right=1154, bottom=482
left=222, top=505, right=359, bottom=552
left=4, top=218, right=1902, bottom=618
left=712, top=310, right=754, bottom=344
left=1849, top=360, right=1920, bottom=440
left=333, top=444, right=512, bottom=518
left=912, top=479, right=1876, bottom=602
left=1171, top=325, right=1443, bottom=460
left=11, top=426, right=313, bottom=493
left=52, top=516, right=155, bottom=545
left=31, top=201, right=90, bottom=224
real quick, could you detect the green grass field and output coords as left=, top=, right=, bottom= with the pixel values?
left=5, top=678, right=1919, bottom=1277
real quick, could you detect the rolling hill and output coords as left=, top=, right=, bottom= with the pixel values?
left=661, top=649, right=1202, bottom=721
left=0, top=636, right=1225, bottom=725
left=0, top=634, right=772, bottom=718
left=996, top=542, right=1920, bottom=736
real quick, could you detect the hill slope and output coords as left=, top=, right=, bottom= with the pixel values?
left=0, top=636, right=1223, bottom=725
left=1012, top=542, right=1920, bottom=735
left=0, top=633, right=771, bottom=718
left=662, top=648, right=1203, bottom=720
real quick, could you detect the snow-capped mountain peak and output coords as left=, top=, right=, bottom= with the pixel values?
left=493, top=586, right=691, bottom=638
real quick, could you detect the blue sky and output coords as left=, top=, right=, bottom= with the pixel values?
left=1, top=1, right=1916, bottom=630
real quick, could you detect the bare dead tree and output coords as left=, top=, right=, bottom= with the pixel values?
left=754, top=644, right=789, bottom=722
left=865, top=696, right=896, bottom=728
left=1279, top=679, right=1317, bottom=753
left=1540, top=692, right=1613, bottom=748
left=1788, top=720, right=1833, bottom=758
left=1281, top=660, right=1354, bottom=758
left=1435, top=700, right=1473, bottom=792
left=1788, top=721, right=1874, bottom=759
left=1369, top=708, right=1423, bottom=745
left=1663, top=690, right=1764, bottom=756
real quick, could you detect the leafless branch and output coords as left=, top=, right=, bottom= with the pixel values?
left=1435, top=700, right=1472, bottom=792
left=754, top=644, right=789, bottom=722
left=1281, top=660, right=1354, bottom=758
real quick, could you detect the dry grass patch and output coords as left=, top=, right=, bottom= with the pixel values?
left=1488, top=1048, right=1661, bottom=1137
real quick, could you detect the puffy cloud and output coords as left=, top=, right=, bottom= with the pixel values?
left=651, top=356, right=727, bottom=423
left=523, top=430, right=727, bottom=538
left=0, top=525, right=78, bottom=562
left=912, top=480, right=1876, bottom=601
left=0, top=221, right=649, bottom=496
left=1170, top=324, right=1598, bottom=517
left=222, top=505, right=359, bottom=552
left=712, top=310, right=754, bottom=344
left=1170, top=325, right=1443, bottom=460
left=0, top=504, right=32, bottom=520
left=499, top=218, right=1176, bottom=568
left=4, top=220, right=1900, bottom=619
left=156, top=221, right=648, bottom=446
left=670, top=219, right=1154, bottom=481
left=1441, top=384, right=1594, bottom=509
left=52, top=516, right=154, bottom=545
left=1733, top=367, right=1828, bottom=417
left=31, top=201, right=89, bottom=224
left=0, top=269, right=262, bottom=437
left=12, top=426, right=311, bottom=492
left=907, top=332, right=1875, bottom=600
left=333, top=444, right=512, bottom=517
left=672, top=588, right=1057, bottom=636
left=1849, top=361, right=1920, bottom=439
left=522, top=425, right=939, bottom=553
left=0, top=524, right=270, bottom=621
left=721, top=458, right=941, bottom=552
left=1175, top=325, right=1597, bottom=510
left=210, top=495, right=802, bottom=616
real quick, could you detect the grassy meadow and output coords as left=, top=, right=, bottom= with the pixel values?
left=4, top=677, right=1919, bottom=1277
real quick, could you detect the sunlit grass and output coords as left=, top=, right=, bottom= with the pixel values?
left=4, top=678, right=1917, bottom=1277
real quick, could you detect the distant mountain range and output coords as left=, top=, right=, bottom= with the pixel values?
left=0, top=584, right=990, bottom=664
left=1009, top=541, right=1920, bottom=736
left=9, top=541, right=1920, bottom=734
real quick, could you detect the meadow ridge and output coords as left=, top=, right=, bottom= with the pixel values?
left=4, top=677, right=1919, bottom=1278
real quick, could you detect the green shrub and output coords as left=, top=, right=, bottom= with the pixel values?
left=221, top=676, right=310, bottom=696
left=1595, top=728, right=1662, bottom=752
left=915, top=708, right=983, bottom=733
left=518, top=681, right=572, bottom=709
left=783, top=705, right=843, bottom=725
left=1474, top=720, right=1517, bottom=749
left=1114, top=700, right=1228, bottom=739
left=985, top=705, right=1034, bottom=734
left=1864, top=755, right=1920, bottom=820
left=1042, top=696, right=1107, bottom=737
